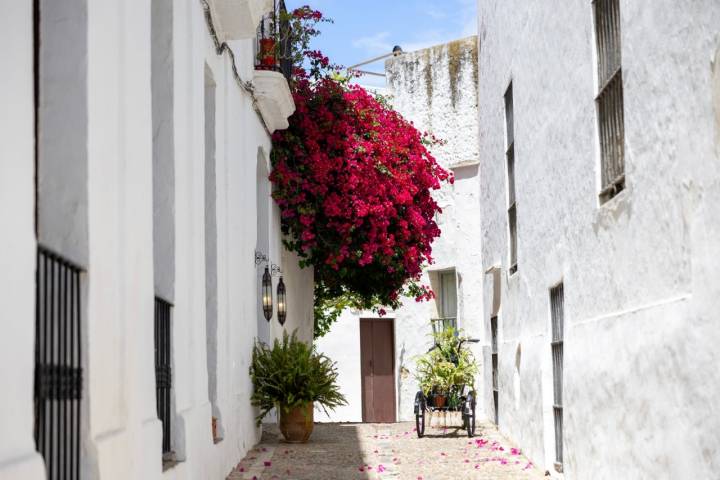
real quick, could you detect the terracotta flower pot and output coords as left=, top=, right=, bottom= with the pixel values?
left=434, top=394, right=447, bottom=408
left=279, top=403, right=314, bottom=443
left=259, top=38, right=277, bottom=67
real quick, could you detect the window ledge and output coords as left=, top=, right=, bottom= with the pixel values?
left=206, top=0, right=274, bottom=41
left=252, top=70, right=296, bottom=133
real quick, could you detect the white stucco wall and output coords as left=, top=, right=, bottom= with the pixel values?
left=477, top=1, right=720, bottom=478
left=0, top=0, right=311, bottom=479
left=0, top=2, right=47, bottom=479
left=317, top=37, right=483, bottom=424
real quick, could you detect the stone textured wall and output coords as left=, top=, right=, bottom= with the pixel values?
left=477, top=0, right=720, bottom=478
left=318, top=36, right=483, bottom=423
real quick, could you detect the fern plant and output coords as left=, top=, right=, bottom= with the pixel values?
left=250, top=331, right=347, bottom=425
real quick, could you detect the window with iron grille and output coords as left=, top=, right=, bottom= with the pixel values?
left=550, top=284, right=564, bottom=472
left=35, top=247, right=83, bottom=480
left=491, top=316, right=499, bottom=425
left=594, top=0, right=625, bottom=203
left=504, top=82, right=518, bottom=274
left=154, top=298, right=173, bottom=461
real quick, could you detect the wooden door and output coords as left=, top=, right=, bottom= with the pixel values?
left=360, top=319, right=396, bottom=423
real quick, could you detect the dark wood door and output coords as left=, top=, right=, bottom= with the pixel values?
left=360, top=319, right=396, bottom=423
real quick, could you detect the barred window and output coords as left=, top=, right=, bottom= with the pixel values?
left=594, top=0, right=625, bottom=203
left=550, top=284, right=565, bottom=472
left=491, top=316, right=499, bottom=425
left=505, top=82, right=518, bottom=274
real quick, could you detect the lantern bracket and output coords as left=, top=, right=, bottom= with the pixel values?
left=270, top=264, right=282, bottom=276
left=255, top=250, right=269, bottom=266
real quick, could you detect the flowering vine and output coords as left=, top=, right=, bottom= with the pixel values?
left=270, top=6, right=452, bottom=336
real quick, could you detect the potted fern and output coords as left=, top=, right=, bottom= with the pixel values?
left=250, top=331, right=346, bottom=443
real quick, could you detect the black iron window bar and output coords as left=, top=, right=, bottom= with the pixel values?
left=594, top=0, right=625, bottom=203
left=504, top=82, right=518, bottom=275
left=35, top=247, right=83, bottom=480
left=550, top=283, right=565, bottom=472
left=490, top=316, right=499, bottom=425
left=255, top=0, right=293, bottom=81
left=154, top=297, right=173, bottom=459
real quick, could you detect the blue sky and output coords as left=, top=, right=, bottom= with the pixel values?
left=286, top=0, right=477, bottom=87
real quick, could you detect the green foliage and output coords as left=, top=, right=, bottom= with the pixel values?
left=250, top=331, right=347, bottom=425
left=414, top=327, right=478, bottom=396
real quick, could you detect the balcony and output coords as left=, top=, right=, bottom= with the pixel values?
left=253, top=0, right=295, bottom=133
left=206, top=0, right=274, bottom=41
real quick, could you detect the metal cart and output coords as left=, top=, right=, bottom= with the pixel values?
left=414, top=319, right=479, bottom=438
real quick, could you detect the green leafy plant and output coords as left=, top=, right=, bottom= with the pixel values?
left=414, top=327, right=478, bottom=396
left=250, top=331, right=347, bottom=425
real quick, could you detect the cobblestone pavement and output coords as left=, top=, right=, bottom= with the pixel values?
left=227, top=420, right=545, bottom=480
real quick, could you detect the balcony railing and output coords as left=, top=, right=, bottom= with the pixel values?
left=255, top=0, right=292, bottom=81
left=430, top=317, right=457, bottom=336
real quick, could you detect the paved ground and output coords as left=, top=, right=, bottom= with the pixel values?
left=227, top=420, right=545, bottom=479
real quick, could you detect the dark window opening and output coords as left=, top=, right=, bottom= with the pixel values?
left=550, top=283, right=565, bottom=472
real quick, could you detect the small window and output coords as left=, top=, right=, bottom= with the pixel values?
left=431, top=271, right=458, bottom=334
left=504, top=82, right=518, bottom=274
left=550, top=284, right=565, bottom=472
left=594, top=0, right=625, bottom=203
left=491, top=316, right=499, bottom=425
left=155, top=297, right=174, bottom=464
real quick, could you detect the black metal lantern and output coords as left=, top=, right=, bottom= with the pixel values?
left=262, top=266, right=273, bottom=321
left=277, top=277, right=287, bottom=326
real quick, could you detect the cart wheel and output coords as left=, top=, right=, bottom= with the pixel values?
left=414, top=391, right=426, bottom=438
left=465, top=391, right=476, bottom=438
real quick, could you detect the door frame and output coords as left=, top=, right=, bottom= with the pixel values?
left=359, top=317, right=397, bottom=423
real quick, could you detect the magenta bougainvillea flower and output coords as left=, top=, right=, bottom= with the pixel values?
left=271, top=78, right=451, bottom=315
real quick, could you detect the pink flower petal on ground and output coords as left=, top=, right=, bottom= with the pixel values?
left=359, top=467, right=364, bottom=472
left=524, top=462, right=534, bottom=470
left=238, top=467, right=245, bottom=472
left=500, top=458, right=508, bottom=465
left=464, top=459, right=470, bottom=463
left=511, top=447, right=520, bottom=455
left=412, top=427, right=417, bottom=432
left=261, top=447, right=267, bottom=452
left=377, top=465, right=386, bottom=473
left=440, top=452, right=446, bottom=456
left=499, top=446, right=505, bottom=451
left=475, top=464, right=480, bottom=469
left=263, top=461, right=272, bottom=467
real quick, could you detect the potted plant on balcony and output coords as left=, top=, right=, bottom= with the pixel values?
left=258, top=36, right=277, bottom=68
left=250, top=331, right=346, bottom=443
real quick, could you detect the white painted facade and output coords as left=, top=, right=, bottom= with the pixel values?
left=317, top=37, right=483, bottom=423
left=0, top=1, right=312, bottom=480
left=477, top=1, right=720, bottom=479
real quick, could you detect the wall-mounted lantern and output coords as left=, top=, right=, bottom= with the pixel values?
left=262, top=266, right=273, bottom=321
left=277, top=277, right=287, bottom=326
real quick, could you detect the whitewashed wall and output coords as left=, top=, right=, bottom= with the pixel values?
left=0, top=0, right=311, bottom=479
left=0, top=2, right=47, bottom=479
left=317, top=37, right=482, bottom=423
left=477, top=1, right=720, bottom=478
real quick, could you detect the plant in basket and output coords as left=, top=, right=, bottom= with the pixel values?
left=414, top=327, right=478, bottom=409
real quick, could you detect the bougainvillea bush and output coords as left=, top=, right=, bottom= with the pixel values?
left=270, top=7, right=451, bottom=336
